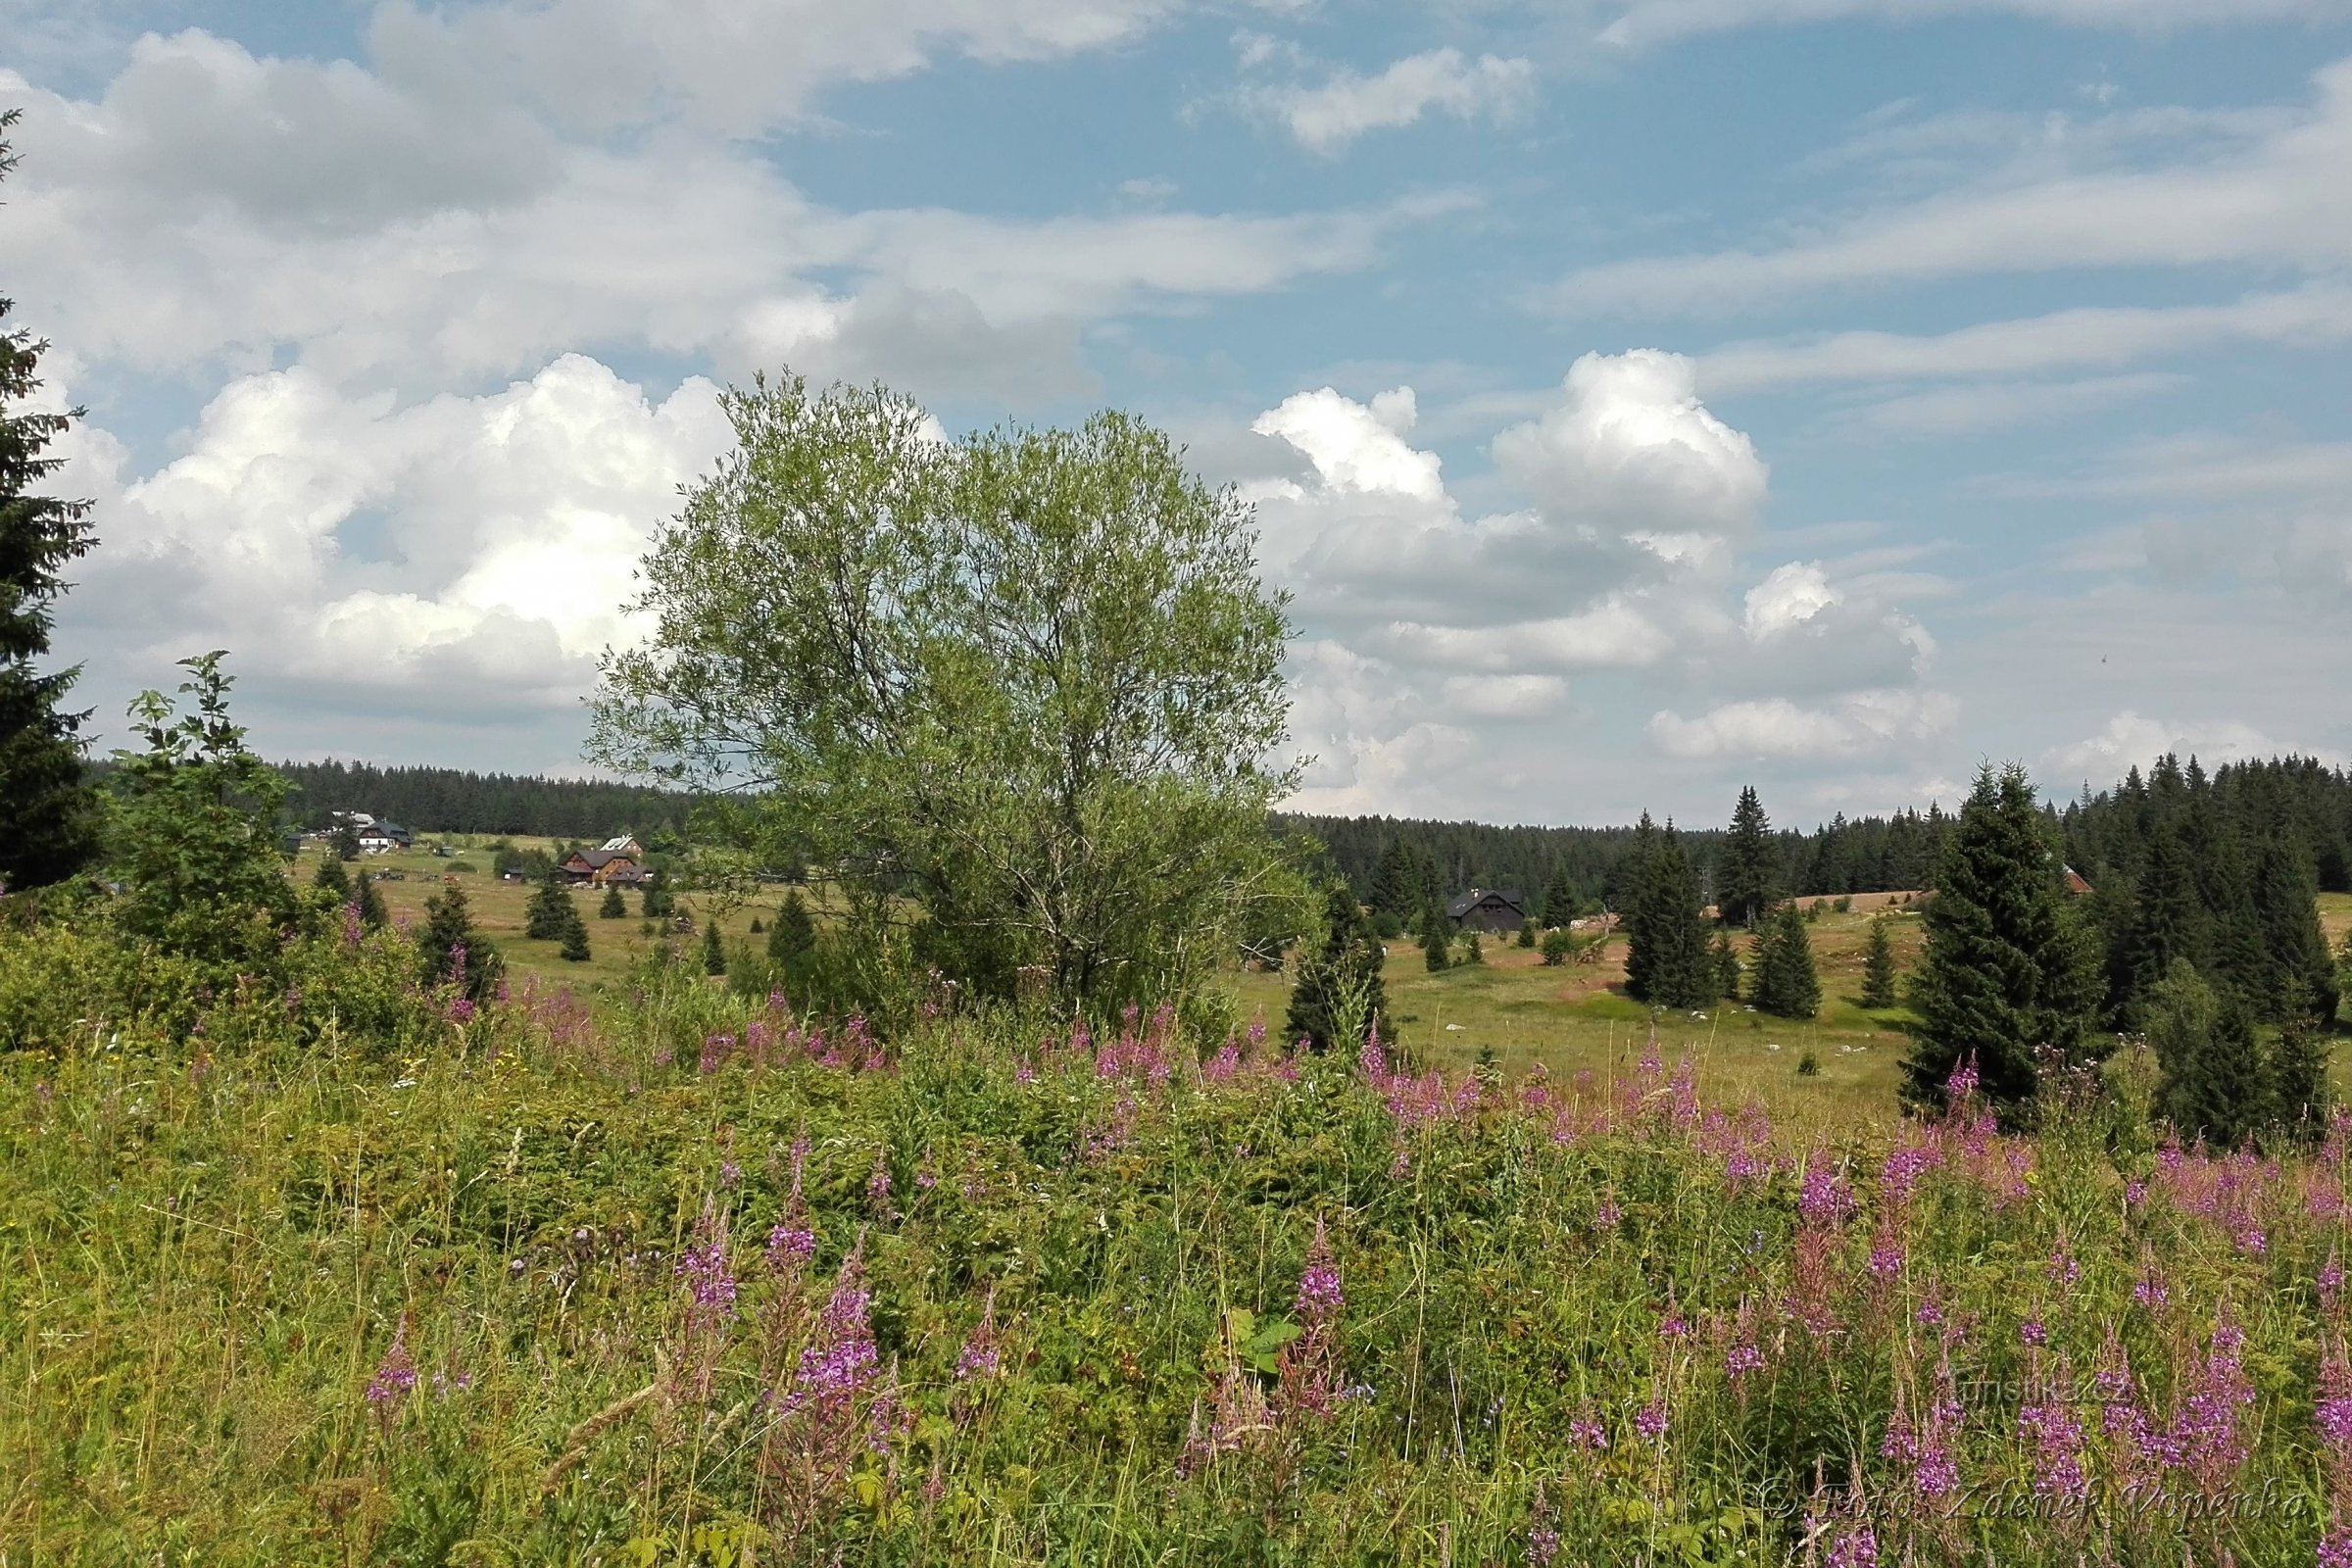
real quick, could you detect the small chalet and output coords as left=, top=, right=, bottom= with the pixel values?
left=598, top=834, right=648, bottom=858
left=562, top=847, right=650, bottom=887
left=2061, top=864, right=2093, bottom=896
left=356, top=820, right=413, bottom=854
left=1446, top=888, right=1528, bottom=934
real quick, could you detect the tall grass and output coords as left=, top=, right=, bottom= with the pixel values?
left=2, top=921, right=2347, bottom=1564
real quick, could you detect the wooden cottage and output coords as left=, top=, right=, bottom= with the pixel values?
left=1446, top=888, right=1529, bottom=934
left=561, top=848, right=650, bottom=887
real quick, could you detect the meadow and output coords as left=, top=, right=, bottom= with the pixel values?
left=6, top=882, right=2352, bottom=1565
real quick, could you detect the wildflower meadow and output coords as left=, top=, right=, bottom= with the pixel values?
left=5, top=917, right=2351, bottom=1566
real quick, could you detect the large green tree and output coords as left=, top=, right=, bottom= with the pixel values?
left=591, top=374, right=1298, bottom=1014
left=0, top=112, right=102, bottom=890
left=1716, top=786, right=1777, bottom=930
left=1900, top=764, right=2103, bottom=1115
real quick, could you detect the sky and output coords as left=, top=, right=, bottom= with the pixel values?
left=5, top=0, right=2350, bottom=831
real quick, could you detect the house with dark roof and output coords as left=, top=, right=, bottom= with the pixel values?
left=1446, top=888, right=1528, bottom=934
left=561, top=847, right=650, bottom=887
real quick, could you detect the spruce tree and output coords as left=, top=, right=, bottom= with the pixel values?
left=599, top=884, right=627, bottom=918
left=1422, top=915, right=1450, bottom=973
left=2269, top=979, right=2332, bottom=1145
left=2250, top=827, right=2340, bottom=1025
left=313, top=854, right=352, bottom=902
left=355, top=868, right=389, bottom=930
left=2148, top=958, right=2265, bottom=1151
left=331, top=818, right=362, bottom=862
left=1286, top=882, right=1388, bottom=1050
left=1368, top=841, right=1421, bottom=919
left=2122, top=823, right=2208, bottom=1010
left=559, top=903, right=592, bottom=962
left=1752, top=902, right=1821, bottom=1020
left=1539, top=863, right=1578, bottom=928
left=416, top=878, right=502, bottom=1002
left=1620, top=814, right=1662, bottom=1002
left=524, top=865, right=572, bottom=940
left=1626, top=819, right=1715, bottom=1009
left=768, top=889, right=817, bottom=966
left=701, top=917, right=726, bottom=976
left=1517, top=917, right=1537, bottom=949
left=1717, top=786, right=1777, bottom=929
left=0, top=114, right=102, bottom=893
left=1859, top=915, right=1899, bottom=1009
left=642, top=868, right=673, bottom=918
left=1465, top=932, right=1484, bottom=965
left=1900, top=764, right=2103, bottom=1116
left=1712, top=929, right=1741, bottom=1003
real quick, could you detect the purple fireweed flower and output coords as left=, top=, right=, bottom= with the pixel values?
left=2133, top=1272, right=2170, bottom=1311
left=1725, top=1344, right=1765, bottom=1379
left=720, top=1158, right=742, bottom=1188
left=781, top=1247, right=882, bottom=1420
left=366, top=1318, right=418, bottom=1407
left=1825, top=1524, right=1880, bottom=1568
left=2018, top=1396, right=2089, bottom=1500
left=1356, top=1022, right=1388, bottom=1082
left=444, top=997, right=475, bottom=1025
left=2125, top=1178, right=2148, bottom=1206
left=1526, top=1525, right=1559, bottom=1567
left=699, top=1033, right=735, bottom=1074
left=1568, top=1414, right=1608, bottom=1450
left=766, top=1219, right=815, bottom=1268
left=2324, top=1252, right=2346, bottom=1301
left=2316, top=1346, right=2352, bottom=1458
left=866, top=1150, right=894, bottom=1211
left=675, top=1207, right=738, bottom=1331
left=956, top=1293, right=1002, bottom=1382
left=1296, top=1219, right=1344, bottom=1325
left=1634, top=1399, right=1669, bottom=1441
left=1799, top=1157, right=1855, bottom=1223
left=2322, top=1529, right=2352, bottom=1568
left=2169, top=1318, right=2255, bottom=1489
left=1944, top=1054, right=1979, bottom=1103
left=1594, top=1195, right=1623, bottom=1231
left=1868, top=1243, right=1904, bottom=1279
left=2020, top=1318, right=2048, bottom=1348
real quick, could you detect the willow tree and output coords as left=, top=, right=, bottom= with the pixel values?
left=590, top=373, right=1301, bottom=1014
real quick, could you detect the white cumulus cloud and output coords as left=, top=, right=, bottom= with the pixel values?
left=1492, top=350, right=1768, bottom=535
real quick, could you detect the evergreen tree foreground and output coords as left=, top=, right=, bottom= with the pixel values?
left=0, top=113, right=103, bottom=892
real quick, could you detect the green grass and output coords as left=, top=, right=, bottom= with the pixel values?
left=1231, top=906, right=1930, bottom=1137
left=6, top=927, right=2351, bottom=1565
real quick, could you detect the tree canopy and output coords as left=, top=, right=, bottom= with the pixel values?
left=591, top=373, right=1301, bottom=1014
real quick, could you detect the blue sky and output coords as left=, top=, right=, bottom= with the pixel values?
left=5, top=0, right=2349, bottom=829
